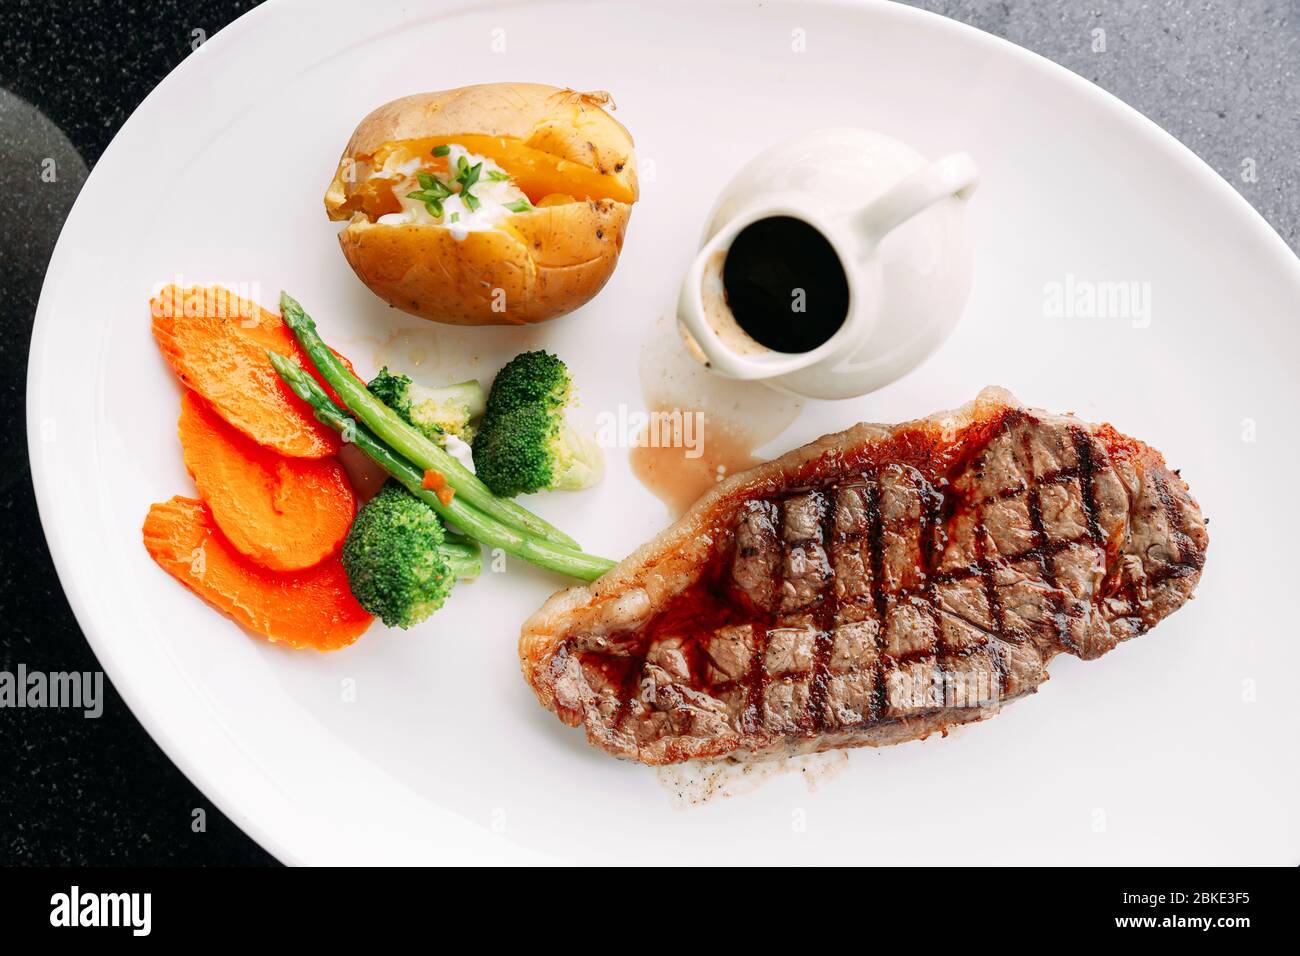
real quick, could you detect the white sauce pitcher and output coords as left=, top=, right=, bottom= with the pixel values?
left=677, top=128, right=978, bottom=400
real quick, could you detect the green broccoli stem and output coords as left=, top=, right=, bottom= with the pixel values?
left=443, top=529, right=474, bottom=549
left=279, top=292, right=580, bottom=551
left=425, top=380, right=487, bottom=419
left=446, top=555, right=483, bottom=580
left=270, top=353, right=615, bottom=582
left=441, top=536, right=483, bottom=579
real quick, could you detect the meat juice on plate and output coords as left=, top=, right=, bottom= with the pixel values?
left=656, top=749, right=851, bottom=805
left=631, top=310, right=804, bottom=515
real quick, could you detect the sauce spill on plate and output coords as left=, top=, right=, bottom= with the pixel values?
left=632, top=310, right=803, bottom=516
left=630, top=409, right=764, bottom=515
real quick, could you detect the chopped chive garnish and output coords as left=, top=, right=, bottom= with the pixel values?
left=450, top=212, right=460, bottom=223
left=505, top=198, right=534, bottom=213
left=432, top=145, right=451, bottom=157
left=410, top=171, right=452, bottom=205
left=487, top=170, right=510, bottom=182
left=416, top=171, right=450, bottom=193
left=453, top=158, right=483, bottom=211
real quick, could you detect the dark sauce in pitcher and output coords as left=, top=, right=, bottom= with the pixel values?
left=722, top=216, right=850, bottom=353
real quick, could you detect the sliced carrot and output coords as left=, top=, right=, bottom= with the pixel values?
left=178, top=391, right=355, bottom=571
left=142, top=496, right=371, bottom=650
left=151, top=285, right=355, bottom=458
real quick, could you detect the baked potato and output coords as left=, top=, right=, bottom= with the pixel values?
left=324, top=82, right=638, bottom=326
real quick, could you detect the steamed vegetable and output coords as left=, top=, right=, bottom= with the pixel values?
left=278, top=292, right=580, bottom=549
left=151, top=285, right=341, bottom=458
left=142, top=496, right=371, bottom=650
left=367, top=367, right=485, bottom=445
left=178, top=391, right=355, bottom=572
left=472, top=350, right=604, bottom=497
left=269, top=352, right=615, bottom=582
left=342, top=481, right=481, bottom=628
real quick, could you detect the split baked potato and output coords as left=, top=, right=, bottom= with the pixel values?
left=324, top=82, right=638, bottom=326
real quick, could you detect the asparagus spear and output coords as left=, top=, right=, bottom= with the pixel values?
left=270, top=352, right=615, bottom=582
left=278, top=291, right=581, bottom=551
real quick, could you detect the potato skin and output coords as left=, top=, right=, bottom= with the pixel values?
left=337, top=198, right=630, bottom=326
left=326, top=83, right=637, bottom=326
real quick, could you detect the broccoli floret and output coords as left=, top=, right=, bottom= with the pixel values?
left=368, top=367, right=485, bottom=445
left=471, top=351, right=605, bottom=497
left=341, top=480, right=481, bottom=629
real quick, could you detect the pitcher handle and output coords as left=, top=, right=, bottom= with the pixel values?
left=851, top=152, right=979, bottom=250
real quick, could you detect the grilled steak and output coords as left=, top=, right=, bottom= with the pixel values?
left=520, top=388, right=1207, bottom=764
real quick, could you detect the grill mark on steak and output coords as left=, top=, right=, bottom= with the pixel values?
left=738, top=499, right=787, bottom=734
left=916, top=469, right=945, bottom=662
left=1070, top=426, right=1105, bottom=546
left=1151, top=469, right=1200, bottom=569
left=521, top=389, right=1209, bottom=765
left=741, top=621, right=769, bottom=735
left=973, top=519, right=1010, bottom=696
left=863, top=481, right=890, bottom=721
left=1016, top=422, right=1075, bottom=654
left=806, top=491, right=839, bottom=731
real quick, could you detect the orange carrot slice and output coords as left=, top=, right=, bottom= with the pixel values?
left=178, top=391, right=355, bottom=572
left=142, top=496, right=371, bottom=650
left=151, top=285, right=348, bottom=458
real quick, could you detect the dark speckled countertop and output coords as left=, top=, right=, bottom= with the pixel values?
left=1, top=0, right=1296, bottom=865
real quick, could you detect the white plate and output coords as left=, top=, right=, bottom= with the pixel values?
left=28, top=0, right=1300, bottom=865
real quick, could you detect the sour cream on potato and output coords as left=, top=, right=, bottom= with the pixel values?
left=376, top=145, right=529, bottom=240
left=443, top=434, right=476, bottom=473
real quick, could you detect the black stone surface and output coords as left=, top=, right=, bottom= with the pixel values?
left=0, top=0, right=1295, bottom=865
left=1, top=0, right=273, bottom=866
